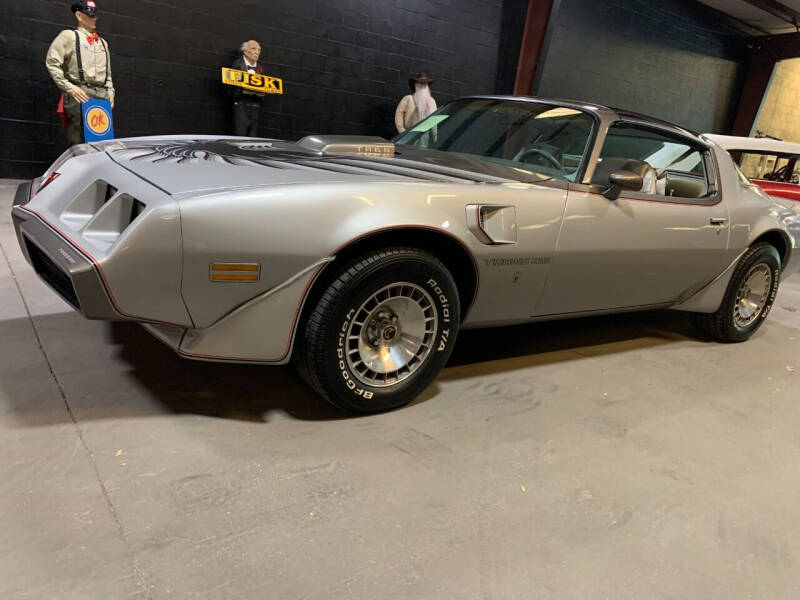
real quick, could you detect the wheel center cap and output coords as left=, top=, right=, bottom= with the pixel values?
left=382, top=325, right=398, bottom=342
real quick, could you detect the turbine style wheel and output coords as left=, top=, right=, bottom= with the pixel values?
left=692, top=243, right=781, bottom=343
left=295, top=248, right=461, bottom=412
left=345, top=282, right=438, bottom=388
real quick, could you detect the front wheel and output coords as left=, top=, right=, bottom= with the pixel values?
left=295, top=248, right=461, bottom=412
left=692, top=243, right=781, bottom=342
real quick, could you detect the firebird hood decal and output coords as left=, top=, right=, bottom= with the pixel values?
left=111, top=139, right=317, bottom=166
left=102, top=137, right=545, bottom=195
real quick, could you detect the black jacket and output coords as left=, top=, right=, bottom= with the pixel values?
left=230, top=56, right=266, bottom=102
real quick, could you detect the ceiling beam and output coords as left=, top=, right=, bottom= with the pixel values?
left=742, top=0, right=800, bottom=27
left=696, top=2, right=770, bottom=36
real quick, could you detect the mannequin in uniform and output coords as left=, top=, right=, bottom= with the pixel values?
left=45, top=1, right=114, bottom=146
left=395, top=72, right=436, bottom=134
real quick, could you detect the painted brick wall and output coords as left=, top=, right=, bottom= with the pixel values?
left=535, top=0, right=752, bottom=134
left=1, top=0, right=526, bottom=178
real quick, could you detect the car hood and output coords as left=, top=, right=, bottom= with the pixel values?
left=92, top=135, right=548, bottom=195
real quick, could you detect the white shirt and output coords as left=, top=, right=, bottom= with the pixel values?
left=243, top=57, right=257, bottom=73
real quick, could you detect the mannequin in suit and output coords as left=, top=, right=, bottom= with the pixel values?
left=231, top=40, right=266, bottom=137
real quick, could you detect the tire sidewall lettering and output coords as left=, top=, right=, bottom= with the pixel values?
left=336, top=306, right=373, bottom=398
left=426, top=278, right=454, bottom=352
left=761, top=266, right=781, bottom=320
left=331, top=270, right=457, bottom=400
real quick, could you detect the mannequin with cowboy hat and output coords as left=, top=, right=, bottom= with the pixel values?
left=45, top=1, right=114, bottom=146
left=394, top=72, right=437, bottom=134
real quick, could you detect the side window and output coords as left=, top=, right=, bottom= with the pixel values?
left=592, top=123, right=710, bottom=199
left=738, top=152, right=798, bottom=183
left=739, top=152, right=778, bottom=180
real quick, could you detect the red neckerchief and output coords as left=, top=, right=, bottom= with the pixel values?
left=87, top=32, right=100, bottom=45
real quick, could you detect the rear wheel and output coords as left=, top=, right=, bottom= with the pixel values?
left=295, top=248, right=460, bottom=412
left=692, top=243, right=781, bottom=342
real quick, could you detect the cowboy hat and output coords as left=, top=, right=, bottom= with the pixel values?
left=409, top=72, right=434, bottom=91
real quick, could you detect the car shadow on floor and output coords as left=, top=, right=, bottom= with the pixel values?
left=0, top=309, right=702, bottom=426
left=108, top=321, right=347, bottom=422
left=448, top=308, right=699, bottom=367
left=119, top=309, right=701, bottom=420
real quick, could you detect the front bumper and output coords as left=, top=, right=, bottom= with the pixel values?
left=12, top=183, right=124, bottom=320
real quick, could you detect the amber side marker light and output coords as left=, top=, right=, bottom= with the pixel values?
left=210, top=263, right=260, bottom=282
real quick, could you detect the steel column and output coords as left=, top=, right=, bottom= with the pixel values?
left=513, top=0, right=555, bottom=96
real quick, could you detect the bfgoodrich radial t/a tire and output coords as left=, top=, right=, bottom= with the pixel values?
left=692, top=242, right=781, bottom=343
left=296, top=248, right=461, bottom=412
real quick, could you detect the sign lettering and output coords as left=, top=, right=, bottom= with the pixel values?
left=81, top=98, right=115, bottom=142
left=221, top=68, right=283, bottom=94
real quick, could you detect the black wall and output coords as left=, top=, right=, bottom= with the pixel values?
left=1, top=0, right=526, bottom=178
left=534, top=0, right=753, bottom=134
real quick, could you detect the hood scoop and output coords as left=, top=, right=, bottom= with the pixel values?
left=297, top=135, right=395, bottom=158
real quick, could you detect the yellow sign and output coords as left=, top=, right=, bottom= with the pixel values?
left=221, top=67, right=283, bottom=94
left=86, top=106, right=111, bottom=135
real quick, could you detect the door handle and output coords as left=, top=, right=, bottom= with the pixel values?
left=710, top=217, right=727, bottom=226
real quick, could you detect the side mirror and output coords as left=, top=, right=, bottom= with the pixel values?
left=604, top=169, right=643, bottom=200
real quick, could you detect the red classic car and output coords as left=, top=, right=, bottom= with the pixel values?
left=704, top=134, right=800, bottom=202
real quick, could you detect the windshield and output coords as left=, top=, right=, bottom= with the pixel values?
left=394, top=98, right=596, bottom=182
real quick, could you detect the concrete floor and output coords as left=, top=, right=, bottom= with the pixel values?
left=2, top=178, right=800, bottom=599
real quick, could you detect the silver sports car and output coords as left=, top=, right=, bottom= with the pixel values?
left=12, top=96, right=800, bottom=411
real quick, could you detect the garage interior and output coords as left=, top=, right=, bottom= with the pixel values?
left=2, top=1, right=800, bottom=598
